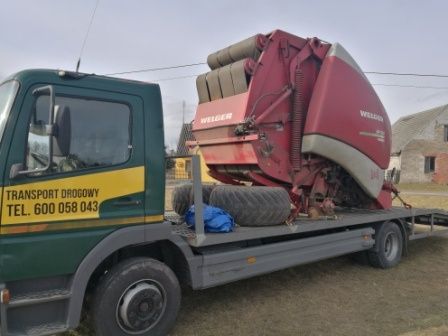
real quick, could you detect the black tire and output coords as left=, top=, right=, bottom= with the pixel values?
left=198, top=184, right=215, bottom=205
left=367, top=222, right=403, bottom=269
left=92, top=258, right=180, bottom=336
left=172, top=184, right=193, bottom=216
left=172, top=184, right=216, bottom=215
left=188, top=183, right=216, bottom=206
left=209, top=186, right=291, bottom=226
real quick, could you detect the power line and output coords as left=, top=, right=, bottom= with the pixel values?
left=104, top=61, right=448, bottom=79
left=371, top=83, right=448, bottom=90
left=149, top=74, right=448, bottom=90
left=365, top=71, right=448, bottom=79
left=105, top=62, right=207, bottom=76
left=152, top=74, right=199, bottom=82
left=147, top=74, right=448, bottom=91
left=103, top=63, right=448, bottom=90
left=76, top=0, right=101, bottom=72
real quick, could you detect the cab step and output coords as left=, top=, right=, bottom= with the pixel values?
left=9, top=289, right=71, bottom=308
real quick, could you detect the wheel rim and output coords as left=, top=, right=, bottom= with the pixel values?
left=116, top=279, right=167, bottom=334
left=384, top=231, right=399, bottom=262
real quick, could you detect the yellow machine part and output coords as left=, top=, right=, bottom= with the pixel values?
left=173, top=148, right=218, bottom=183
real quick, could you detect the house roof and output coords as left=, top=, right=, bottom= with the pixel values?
left=391, top=104, right=448, bottom=154
left=176, top=123, right=195, bottom=155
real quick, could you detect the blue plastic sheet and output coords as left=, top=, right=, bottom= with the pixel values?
left=185, top=205, right=234, bottom=233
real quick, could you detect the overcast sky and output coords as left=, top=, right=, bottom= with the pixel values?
left=1, top=0, right=448, bottom=149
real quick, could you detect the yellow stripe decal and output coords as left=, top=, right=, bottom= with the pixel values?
left=1, top=167, right=145, bottom=225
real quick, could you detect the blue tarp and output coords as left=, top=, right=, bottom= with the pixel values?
left=185, top=205, right=234, bottom=233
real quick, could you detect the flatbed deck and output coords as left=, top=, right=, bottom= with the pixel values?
left=166, top=157, right=448, bottom=247
left=168, top=207, right=448, bottom=247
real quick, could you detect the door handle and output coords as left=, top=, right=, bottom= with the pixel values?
left=112, top=199, right=142, bottom=207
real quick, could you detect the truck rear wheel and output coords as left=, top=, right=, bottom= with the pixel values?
left=368, top=222, right=403, bottom=269
left=92, top=257, right=180, bottom=336
left=209, top=186, right=291, bottom=226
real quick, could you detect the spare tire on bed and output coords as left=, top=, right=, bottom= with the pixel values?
left=172, top=183, right=216, bottom=215
left=209, top=186, right=291, bottom=226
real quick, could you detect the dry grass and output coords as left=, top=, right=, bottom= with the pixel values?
left=399, top=326, right=448, bottom=336
left=170, top=237, right=448, bottom=336
left=398, top=183, right=448, bottom=192
left=393, top=195, right=448, bottom=210
left=393, top=183, right=448, bottom=209
left=62, top=185, right=448, bottom=336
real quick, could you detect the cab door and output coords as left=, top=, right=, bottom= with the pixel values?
left=1, top=83, right=145, bottom=233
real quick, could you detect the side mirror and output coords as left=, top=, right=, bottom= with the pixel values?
left=9, top=163, right=25, bottom=179
left=53, top=105, right=71, bottom=157
left=10, top=85, right=56, bottom=179
left=33, top=85, right=56, bottom=133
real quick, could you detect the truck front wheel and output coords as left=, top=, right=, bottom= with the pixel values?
left=368, top=222, right=403, bottom=269
left=92, top=257, right=181, bottom=336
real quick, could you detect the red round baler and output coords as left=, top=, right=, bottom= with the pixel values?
left=192, top=30, right=392, bottom=214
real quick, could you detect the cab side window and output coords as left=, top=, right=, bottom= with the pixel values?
left=26, top=95, right=131, bottom=174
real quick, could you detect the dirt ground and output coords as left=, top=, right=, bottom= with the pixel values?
left=63, top=183, right=448, bottom=336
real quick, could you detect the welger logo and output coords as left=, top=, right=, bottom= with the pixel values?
left=360, top=110, right=384, bottom=123
left=200, top=113, right=233, bottom=124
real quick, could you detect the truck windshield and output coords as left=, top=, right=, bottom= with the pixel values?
left=0, top=80, right=19, bottom=142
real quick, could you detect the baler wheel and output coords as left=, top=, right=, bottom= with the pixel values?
left=172, top=184, right=193, bottom=216
left=195, top=184, right=216, bottom=206
left=210, top=186, right=291, bottom=226
left=172, top=184, right=216, bottom=215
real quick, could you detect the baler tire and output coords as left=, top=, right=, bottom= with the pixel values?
left=194, top=184, right=215, bottom=205
left=367, top=222, right=403, bottom=269
left=92, top=257, right=180, bottom=336
left=172, top=184, right=217, bottom=215
left=209, top=186, right=291, bottom=226
left=172, top=184, right=193, bottom=216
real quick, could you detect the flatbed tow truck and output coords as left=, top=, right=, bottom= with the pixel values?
left=0, top=66, right=447, bottom=335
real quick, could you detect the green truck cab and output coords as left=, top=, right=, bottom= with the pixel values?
left=0, top=69, right=187, bottom=335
